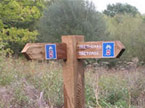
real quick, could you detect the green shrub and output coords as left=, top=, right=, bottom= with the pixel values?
left=38, top=0, right=107, bottom=42
left=0, top=0, right=44, bottom=55
left=106, top=14, right=145, bottom=62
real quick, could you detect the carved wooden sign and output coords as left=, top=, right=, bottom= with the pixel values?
left=21, top=43, right=67, bottom=60
left=77, top=41, right=125, bottom=59
left=22, top=35, right=125, bottom=108
left=22, top=41, right=125, bottom=60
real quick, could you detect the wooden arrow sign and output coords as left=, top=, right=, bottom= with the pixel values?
left=21, top=43, right=67, bottom=60
left=22, top=41, right=125, bottom=60
left=77, top=41, right=125, bottom=59
left=22, top=36, right=125, bottom=108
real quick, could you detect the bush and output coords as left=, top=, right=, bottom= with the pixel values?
left=0, top=0, right=44, bottom=55
left=1, top=28, right=37, bottom=55
left=38, top=0, right=107, bottom=42
left=105, top=14, right=145, bottom=62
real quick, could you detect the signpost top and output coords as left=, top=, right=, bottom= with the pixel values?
left=22, top=36, right=125, bottom=60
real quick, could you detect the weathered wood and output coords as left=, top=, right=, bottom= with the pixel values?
left=62, top=36, right=85, bottom=108
left=115, top=41, right=125, bottom=58
left=21, top=43, right=67, bottom=60
left=21, top=36, right=125, bottom=108
left=77, top=41, right=125, bottom=59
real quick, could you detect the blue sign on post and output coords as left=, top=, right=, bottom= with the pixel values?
left=102, top=42, right=115, bottom=58
left=45, top=44, right=57, bottom=59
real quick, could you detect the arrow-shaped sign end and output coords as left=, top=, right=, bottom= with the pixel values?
left=21, top=43, right=31, bottom=54
left=115, top=41, right=125, bottom=58
left=21, top=43, right=33, bottom=60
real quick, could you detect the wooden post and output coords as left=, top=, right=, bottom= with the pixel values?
left=22, top=35, right=125, bottom=108
left=62, top=36, right=85, bottom=108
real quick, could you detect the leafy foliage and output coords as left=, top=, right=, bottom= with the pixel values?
left=105, top=14, right=145, bottom=61
left=104, top=3, right=140, bottom=17
left=1, top=28, right=37, bottom=54
left=0, top=0, right=44, bottom=29
left=38, top=0, right=107, bottom=42
left=0, top=0, right=45, bottom=55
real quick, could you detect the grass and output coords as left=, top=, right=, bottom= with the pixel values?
left=0, top=56, right=145, bottom=108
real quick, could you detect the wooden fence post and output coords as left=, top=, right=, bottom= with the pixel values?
left=62, top=36, right=85, bottom=108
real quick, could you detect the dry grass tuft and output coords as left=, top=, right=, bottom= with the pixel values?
left=0, top=56, right=145, bottom=108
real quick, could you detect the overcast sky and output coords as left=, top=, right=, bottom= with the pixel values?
left=89, top=0, right=145, bottom=14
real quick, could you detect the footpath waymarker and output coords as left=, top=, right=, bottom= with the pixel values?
left=22, top=35, right=125, bottom=108
left=45, top=44, right=57, bottom=59
left=102, top=42, right=115, bottom=57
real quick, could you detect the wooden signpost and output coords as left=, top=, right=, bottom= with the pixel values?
left=22, top=35, right=125, bottom=108
left=21, top=43, right=67, bottom=60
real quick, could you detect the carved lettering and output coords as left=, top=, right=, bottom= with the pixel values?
left=78, top=51, right=99, bottom=56
left=79, top=45, right=102, bottom=49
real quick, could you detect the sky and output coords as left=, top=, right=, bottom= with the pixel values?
left=90, top=0, right=145, bottom=14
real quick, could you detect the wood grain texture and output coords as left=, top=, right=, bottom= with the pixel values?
left=21, top=43, right=66, bottom=60
left=77, top=41, right=125, bottom=59
left=62, top=35, right=85, bottom=108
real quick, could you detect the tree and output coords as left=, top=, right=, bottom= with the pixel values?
left=0, top=0, right=45, bottom=55
left=105, top=14, right=145, bottom=61
left=38, top=0, right=107, bottom=42
left=103, top=3, right=140, bottom=17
